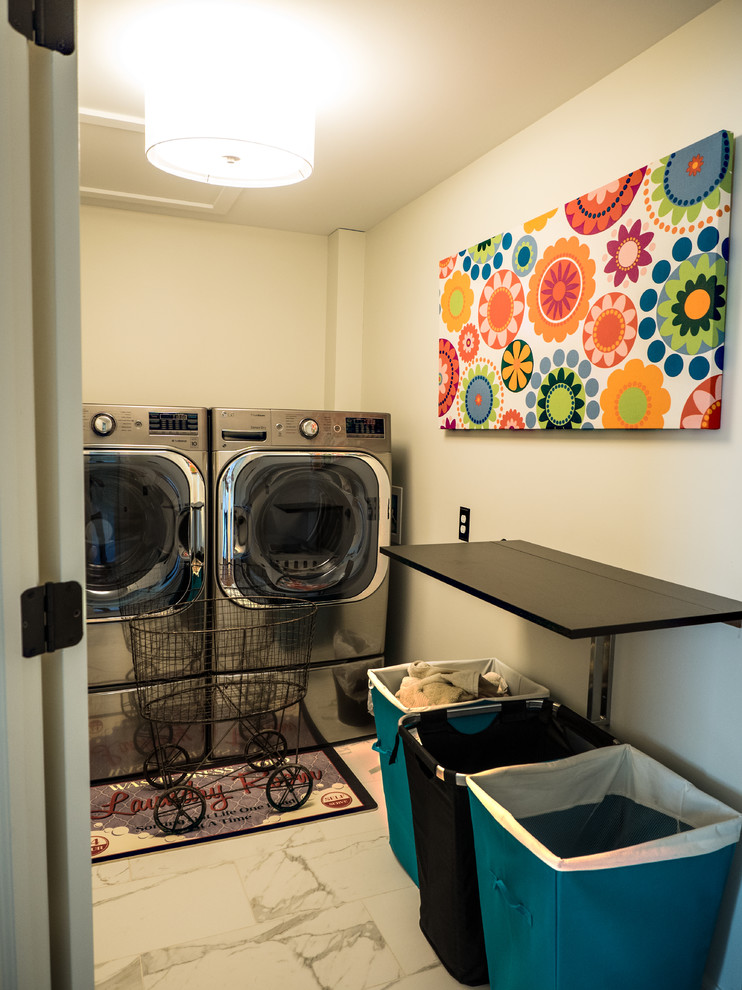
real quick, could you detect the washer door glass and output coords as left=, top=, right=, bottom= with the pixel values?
left=85, top=451, right=204, bottom=618
left=223, top=453, right=386, bottom=602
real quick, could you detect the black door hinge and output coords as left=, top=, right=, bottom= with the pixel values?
left=7, top=0, right=75, bottom=55
left=21, top=581, right=83, bottom=657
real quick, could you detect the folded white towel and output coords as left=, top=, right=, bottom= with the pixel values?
left=395, top=663, right=509, bottom=708
left=481, top=670, right=509, bottom=696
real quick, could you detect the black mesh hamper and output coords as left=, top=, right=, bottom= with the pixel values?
left=399, top=698, right=617, bottom=986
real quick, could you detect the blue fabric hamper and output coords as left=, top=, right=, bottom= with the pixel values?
left=368, top=657, right=548, bottom=884
left=467, top=744, right=742, bottom=990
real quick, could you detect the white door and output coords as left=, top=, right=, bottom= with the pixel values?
left=1, top=13, right=94, bottom=990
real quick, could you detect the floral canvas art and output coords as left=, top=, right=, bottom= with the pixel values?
left=438, top=130, right=733, bottom=430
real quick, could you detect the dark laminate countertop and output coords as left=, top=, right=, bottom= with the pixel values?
left=381, top=540, right=742, bottom=640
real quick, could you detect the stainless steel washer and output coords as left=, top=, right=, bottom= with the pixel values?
left=83, top=404, right=208, bottom=782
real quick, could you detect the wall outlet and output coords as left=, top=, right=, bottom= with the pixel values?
left=458, top=506, right=470, bottom=542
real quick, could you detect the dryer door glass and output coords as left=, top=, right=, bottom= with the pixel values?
left=224, top=452, right=385, bottom=602
left=85, top=451, right=204, bottom=619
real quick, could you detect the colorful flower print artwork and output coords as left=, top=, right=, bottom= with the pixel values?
left=438, top=130, right=734, bottom=430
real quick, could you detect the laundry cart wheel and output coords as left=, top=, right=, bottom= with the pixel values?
left=143, top=744, right=191, bottom=789
left=244, top=729, right=288, bottom=770
left=266, top=763, right=313, bottom=812
left=154, top=785, right=206, bottom=834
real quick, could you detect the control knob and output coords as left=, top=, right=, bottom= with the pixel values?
left=92, top=413, right=116, bottom=437
left=299, top=418, right=319, bottom=439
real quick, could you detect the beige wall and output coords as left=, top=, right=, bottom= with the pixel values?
left=80, top=206, right=329, bottom=409
left=362, top=3, right=742, bottom=987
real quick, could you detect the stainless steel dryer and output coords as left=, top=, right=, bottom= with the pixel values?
left=84, top=404, right=208, bottom=781
left=211, top=407, right=391, bottom=744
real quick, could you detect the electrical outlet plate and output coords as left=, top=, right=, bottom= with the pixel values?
left=459, top=506, right=470, bottom=541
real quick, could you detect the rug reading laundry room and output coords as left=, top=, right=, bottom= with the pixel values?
left=90, top=747, right=376, bottom=863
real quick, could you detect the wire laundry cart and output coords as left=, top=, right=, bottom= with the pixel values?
left=128, top=595, right=317, bottom=835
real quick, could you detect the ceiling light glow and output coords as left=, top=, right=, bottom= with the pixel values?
left=144, top=2, right=315, bottom=187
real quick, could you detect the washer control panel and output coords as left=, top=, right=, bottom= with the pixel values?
left=83, top=404, right=208, bottom=450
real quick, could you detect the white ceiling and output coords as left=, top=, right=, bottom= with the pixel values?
left=77, top=0, right=719, bottom=236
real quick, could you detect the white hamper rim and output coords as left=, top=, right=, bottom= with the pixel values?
left=467, top=744, right=742, bottom=872
left=368, top=657, right=548, bottom=714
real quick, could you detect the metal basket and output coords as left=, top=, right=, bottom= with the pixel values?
left=128, top=596, right=316, bottom=725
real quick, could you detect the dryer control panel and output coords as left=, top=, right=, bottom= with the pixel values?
left=213, top=407, right=391, bottom=452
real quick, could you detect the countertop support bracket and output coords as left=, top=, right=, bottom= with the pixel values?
left=587, top=634, right=615, bottom=727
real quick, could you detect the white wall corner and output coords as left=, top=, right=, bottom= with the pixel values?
left=324, top=228, right=365, bottom=410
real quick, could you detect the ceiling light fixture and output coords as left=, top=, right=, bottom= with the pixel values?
left=143, top=2, right=315, bottom=188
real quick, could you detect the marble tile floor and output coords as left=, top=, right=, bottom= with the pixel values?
left=93, top=739, right=487, bottom=990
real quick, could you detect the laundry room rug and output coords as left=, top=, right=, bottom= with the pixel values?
left=90, top=747, right=376, bottom=863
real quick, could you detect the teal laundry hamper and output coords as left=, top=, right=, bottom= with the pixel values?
left=467, top=744, right=742, bottom=990
left=368, top=658, right=548, bottom=884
